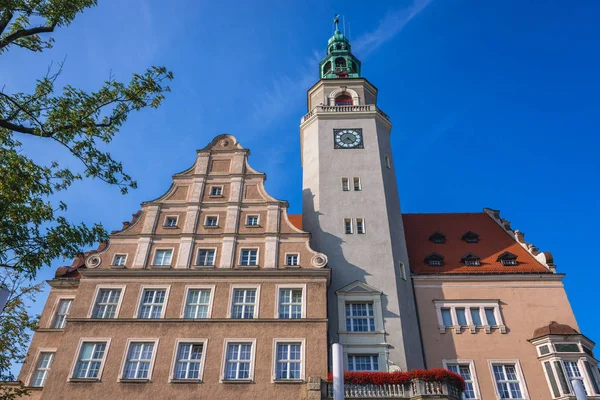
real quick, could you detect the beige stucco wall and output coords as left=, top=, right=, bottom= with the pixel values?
left=414, top=274, right=578, bottom=400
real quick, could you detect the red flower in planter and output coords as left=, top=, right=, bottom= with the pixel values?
left=326, top=369, right=465, bottom=391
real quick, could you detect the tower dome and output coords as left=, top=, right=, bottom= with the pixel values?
left=319, top=16, right=361, bottom=79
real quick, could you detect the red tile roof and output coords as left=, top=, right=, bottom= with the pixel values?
left=288, top=214, right=302, bottom=230
left=402, top=212, right=551, bottom=274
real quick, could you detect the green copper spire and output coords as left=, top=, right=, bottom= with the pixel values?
left=319, top=15, right=361, bottom=79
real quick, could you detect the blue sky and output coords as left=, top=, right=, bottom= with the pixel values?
left=3, top=0, right=600, bottom=371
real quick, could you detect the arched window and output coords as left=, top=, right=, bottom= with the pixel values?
left=351, top=61, right=358, bottom=73
left=323, top=61, right=332, bottom=76
left=335, top=94, right=353, bottom=106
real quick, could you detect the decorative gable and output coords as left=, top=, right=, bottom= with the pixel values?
left=336, top=281, right=382, bottom=295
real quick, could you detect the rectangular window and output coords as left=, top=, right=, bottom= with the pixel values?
left=205, top=216, right=218, bottom=227
left=564, top=361, right=583, bottom=380
left=123, top=342, right=155, bottom=380
left=164, top=216, right=178, bottom=227
left=74, top=342, right=107, bottom=379
left=353, top=177, right=361, bottom=191
left=348, top=355, right=378, bottom=372
left=441, top=308, right=453, bottom=327
left=456, top=308, right=467, bottom=326
left=470, top=308, right=483, bottom=326
left=173, top=343, right=204, bottom=380
left=428, top=259, right=443, bottom=266
left=112, top=254, right=127, bottom=266
left=279, top=289, right=303, bottom=319
left=246, top=215, right=259, bottom=226
left=555, top=343, right=580, bottom=352
left=285, top=253, right=299, bottom=266
left=465, top=259, right=481, bottom=266
left=31, top=352, right=54, bottom=387
left=231, top=289, right=256, bottom=319
left=342, top=178, right=350, bottom=191
left=92, top=289, right=122, bottom=318
left=345, top=303, right=375, bottom=332
left=184, top=289, right=211, bottom=319
left=209, top=186, right=223, bottom=196
left=356, top=218, right=365, bottom=234
left=544, top=361, right=561, bottom=398
left=399, top=261, right=407, bottom=280
left=52, top=299, right=73, bottom=329
left=153, top=249, right=172, bottom=266
left=446, top=364, right=476, bottom=399
left=485, top=308, right=497, bottom=326
left=492, top=364, right=524, bottom=399
left=344, top=218, right=353, bottom=234
left=196, top=249, right=215, bottom=266
left=384, top=155, right=391, bottom=169
left=275, top=343, right=302, bottom=380
left=240, top=249, right=258, bottom=266
left=138, top=289, right=166, bottom=319
left=225, top=343, right=253, bottom=380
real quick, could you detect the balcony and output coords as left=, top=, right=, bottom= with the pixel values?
left=301, top=105, right=390, bottom=124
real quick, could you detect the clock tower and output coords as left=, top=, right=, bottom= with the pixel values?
left=300, top=19, right=424, bottom=371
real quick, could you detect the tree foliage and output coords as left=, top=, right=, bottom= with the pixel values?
left=0, top=1, right=173, bottom=394
left=0, top=0, right=174, bottom=279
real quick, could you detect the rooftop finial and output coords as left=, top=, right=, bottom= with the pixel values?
left=334, top=14, right=340, bottom=33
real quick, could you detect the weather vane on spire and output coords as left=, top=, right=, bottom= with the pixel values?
left=334, top=14, right=340, bottom=32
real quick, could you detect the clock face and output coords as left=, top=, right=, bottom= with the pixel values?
left=334, top=128, right=363, bottom=149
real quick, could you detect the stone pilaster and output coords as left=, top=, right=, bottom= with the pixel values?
left=220, top=236, right=236, bottom=268
left=133, top=237, right=152, bottom=268
left=176, top=237, right=193, bottom=268
left=264, top=236, right=278, bottom=268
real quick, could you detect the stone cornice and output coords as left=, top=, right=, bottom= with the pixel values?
left=412, top=273, right=564, bottom=282
left=47, top=279, right=80, bottom=288
left=67, top=317, right=328, bottom=323
left=110, top=232, right=311, bottom=240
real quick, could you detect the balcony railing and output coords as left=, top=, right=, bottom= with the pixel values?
left=301, top=105, right=390, bottom=124
left=321, top=379, right=462, bottom=399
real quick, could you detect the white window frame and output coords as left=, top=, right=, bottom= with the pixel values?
left=180, top=285, right=215, bottom=319
left=245, top=215, right=260, bottom=226
left=442, top=359, right=481, bottom=399
left=488, top=360, right=530, bottom=400
left=169, top=338, right=208, bottom=382
left=347, top=354, right=380, bottom=372
left=344, top=218, right=353, bottom=234
left=88, top=285, right=126, bottom=318
left=336, top=284, right=384, bottom=334
left=209, top=185, right=223, bottom=197
left=399, top=261, right=407, bottom=281
left=275, top=284, right=307, bottom=319
left=68, top=338, right=112, bottom=381
left=341, top=177, right=350, bottom=191
left=353, top=177, right=361, bottom=191
left=112, top=253, right=127, bottom=267
left=28, top=348, right=57, bottom=387
left=134, top=285, right=171, bottom=319
left=195, top=247, right=217, bottom=267
left=50, top=296, right=74, bottom=329
left=220, top=338, right=257, bottom=382
left=272, top=338, right=305, bottom=382
left=284, top=252, right=300, bottom=267
left=204, top=215, right=219, bottom=227
left=151, top=247, right=174, bottom=266
left=163, top=215, right=178, bottom=227
left=356, top=218, right=366, bottom=234
left=238, top=247, right=259, bottom=266
left=434, top=300, right=506, bottom=334
left=345, top=302, right=376, bottom=332
left=228, top=284, right=261, bottom=319
left=119, top=339, right=160, bottom=382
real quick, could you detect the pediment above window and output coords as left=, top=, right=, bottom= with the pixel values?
left=336, top=280, right=382, bottom=295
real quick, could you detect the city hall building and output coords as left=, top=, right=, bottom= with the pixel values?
left=16, top=24, right=599, bottom=400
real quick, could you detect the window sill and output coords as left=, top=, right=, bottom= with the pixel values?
left=162, top=226, right=179, bottom=229
left=69, top=378, right=101, bottom=383
left=339, top=330, right=385, bottom=335
left=110, top=265, right=126, bottom=269
left=284, top=265, right=300, bottom=268
left=170, top=379, right=202, bottom=384
left=244, top=225, right=261, bottom=228
left=222, top=379, right=254, bottom=384
left=204, top=225, right=220, bottom=229
left=149, top=264, right=171, bottom=269
left=193, top=265, right=215, bottom=269
left=34, top=328, right=64, bottom=332
left=120, top=379, right=150, bottom=383
left=237, top=265, right=259, bottom=269
left=208, top=194, right=223, bottom=198
left=23, top=386, right=43, bottom=391
left=273, top=379, right=304, bottom=384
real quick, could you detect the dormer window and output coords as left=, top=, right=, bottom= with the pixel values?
left=462, top=231, right=479, bottom=243
left=497, top=251, right=518, bottom=266
left=424, top=253, right=444, bottom=267
left=462, top=253, right=481, bottom=266
left=429, top=232, right=446, bottom=244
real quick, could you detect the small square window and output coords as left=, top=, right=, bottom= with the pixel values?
left=246, top=215, right=259, bottom=226
left=164, top=216, right=178, bottom=227
left=153, top=249, right=172, bottom=266
left=342, top=178, right=350, bottom=191
left=196, top=249, right=215, bottom=266
left=209, top=186, right=223, bottom=196
left=113, top=254, right=127, bottom=267
left=353, top=177, right=361, bottom=191
left=356, top=218, right=365, bottom=234
left=344, top=218, right=353, bottom=234
left=285, top=254, right=299, bottom=266
left=464, top=259, right=480, bottom=266
left=240, top=249, right=258, bottom=266
left=205, top=216, right=218, bottom=227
